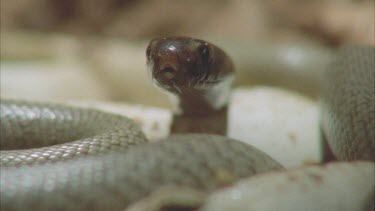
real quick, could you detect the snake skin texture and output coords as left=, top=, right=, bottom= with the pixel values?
left=0, top=101, right=283, bottom=211
left=321, top=46, right=375, bottom=161
left=0, top=100, right=147, bottom=166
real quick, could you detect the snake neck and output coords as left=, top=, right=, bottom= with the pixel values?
left=170, top=76, right=233, bottom=116
left=171, top=106, right=228, bottom=135
left=169, top=77, right=233, bottom=135
left=170, top=89, right=229, bottom=135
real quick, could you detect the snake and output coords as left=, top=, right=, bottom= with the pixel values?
left=0, top=37, right=374, bottom=211
left=320, top=46, right=374, bottom=161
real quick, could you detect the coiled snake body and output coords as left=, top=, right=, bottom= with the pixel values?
left=321, top=46, right=374, bottom=161
left=0, top=37, right=374, bottom=210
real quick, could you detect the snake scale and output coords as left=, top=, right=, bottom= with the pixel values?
left=1, top=37, right=374, bottom=210
left=321, top=46, right=374, bottom=161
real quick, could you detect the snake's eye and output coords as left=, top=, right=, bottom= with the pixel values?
left=146, top=46, right=152, bottom=59
left=199, top=44, right=211, bottom=66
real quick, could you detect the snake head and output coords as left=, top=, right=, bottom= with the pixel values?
left=146, top=36, right=234, bottom=95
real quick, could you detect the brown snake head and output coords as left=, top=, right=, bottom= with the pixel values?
left=146, top=37, right=235, bottom=115
left=146, top=37, right=235, bottom=95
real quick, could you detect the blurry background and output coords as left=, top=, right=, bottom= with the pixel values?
left=1, top=0, right=374, bottom=108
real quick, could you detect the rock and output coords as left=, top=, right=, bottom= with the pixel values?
left=228, top=86, right=320, bottom=168
left=201, top=161, right=375, bottom=211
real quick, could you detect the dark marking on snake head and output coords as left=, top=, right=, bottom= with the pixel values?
left=146, top=36, right=234, bottom=95
left=198, top=43, right=212, bottom=67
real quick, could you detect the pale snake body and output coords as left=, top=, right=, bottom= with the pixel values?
left=0, top=37, right=374, bottom=210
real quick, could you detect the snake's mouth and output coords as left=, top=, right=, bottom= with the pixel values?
left=149, top=59, right=226, bottom=96
left=150, top=63, right=221, bottom=94
left=153, top=64, right=180, bottom=86
left=148, top=59, right=184, bottom=93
